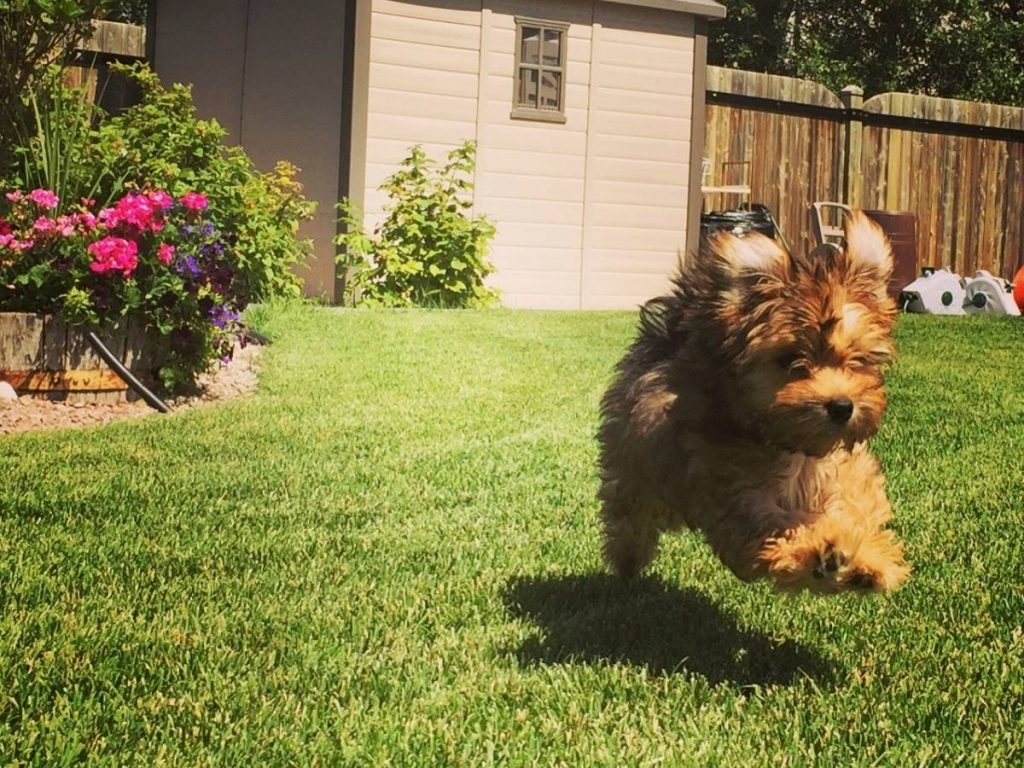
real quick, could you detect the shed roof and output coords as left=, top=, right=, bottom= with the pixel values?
left=608, top=0, right=727, bottom=19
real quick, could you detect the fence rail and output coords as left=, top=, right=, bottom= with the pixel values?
left=703, top=66, right=1024, bottom=281
left=64, top=21, right=146, bottom=112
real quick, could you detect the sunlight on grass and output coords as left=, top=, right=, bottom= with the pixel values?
left=1, top=306, right=1022, bottom=764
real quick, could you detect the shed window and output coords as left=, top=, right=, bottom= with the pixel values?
left=512, top=18, right=568, bottom=123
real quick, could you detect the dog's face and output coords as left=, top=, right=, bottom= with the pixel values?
left=702, top=212, right=896, bottom=456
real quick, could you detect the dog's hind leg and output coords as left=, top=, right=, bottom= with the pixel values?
left=599, top=491, right=662, bottom=579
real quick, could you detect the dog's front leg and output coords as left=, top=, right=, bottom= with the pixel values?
left=757, top=481, right=909, bottom=594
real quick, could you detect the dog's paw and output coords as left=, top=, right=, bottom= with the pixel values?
left=760, top=523, right=909, bottom=595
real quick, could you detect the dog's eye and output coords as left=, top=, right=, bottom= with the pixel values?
left=776, top=353, right=809, bottom=379
left=776, top=353, right=800, bottom=369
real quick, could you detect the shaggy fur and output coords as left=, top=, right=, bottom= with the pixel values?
left=597, top=211, right=909, bottom=594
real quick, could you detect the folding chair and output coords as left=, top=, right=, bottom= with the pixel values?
left=809, top=201, right=851, bottom=246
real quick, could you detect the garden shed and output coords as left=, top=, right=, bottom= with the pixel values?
left=151, top=0, right=725, bottom=309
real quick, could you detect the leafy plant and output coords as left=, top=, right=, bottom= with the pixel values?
left=336, top=141, right=499, bottom=308
left=7, top=69, right=126, bottom=211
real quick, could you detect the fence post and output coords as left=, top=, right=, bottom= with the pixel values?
left=840, top=85, right=864, bottom=206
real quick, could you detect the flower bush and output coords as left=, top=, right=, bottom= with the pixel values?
left=1, top=59, right=318, bottom=392
left=0, top=186, right=242, bottom=390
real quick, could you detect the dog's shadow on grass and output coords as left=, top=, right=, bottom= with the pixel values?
left=502, top=574, right=837, bottom=689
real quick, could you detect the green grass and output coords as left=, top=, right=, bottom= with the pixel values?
left=1, top=305, right=1023, bottom=765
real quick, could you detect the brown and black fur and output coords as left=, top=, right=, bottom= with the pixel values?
left=597, top=212, right=909, bottom=594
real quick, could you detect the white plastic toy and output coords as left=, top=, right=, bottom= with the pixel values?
left=963, top=270, right=1021, bottom=316
left=899, top=268, right=966, bottom=315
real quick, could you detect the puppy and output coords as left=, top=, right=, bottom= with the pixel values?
left=597, top=212, right=909, bottom=594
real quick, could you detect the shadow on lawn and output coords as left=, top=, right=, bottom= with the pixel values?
left=503, top=574, right=837, bottom=689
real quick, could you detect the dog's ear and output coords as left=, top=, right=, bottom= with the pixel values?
left=843, top=211, right=893, bottom=283
left=706, top=232, right=789, bottom=278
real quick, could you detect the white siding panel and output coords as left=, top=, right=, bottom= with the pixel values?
left=368, top=88, right=479, bottom=123
left=482, top=148, right=587, bottom=179
left=490, top=269, right=581, bottom=308
left=476, top=173, right=585, bottom=202
left=590, top=110, right=690, bottom=141
left=599, top=39, right=692, bottom=69
left=479, top=197, right=583, bottom=226
left=371, top=37, right=480, bottom=74
left=489, top=245, right=582, bottom=273
left=374, top=0, right=480, bottom=25
left=588, top=202, right=686, bottom=230
left=363, top=0, right=700, bottom=309
left=368, top=112, right=476, bottom=144
left=586, top=248, right=685, bottom=275
left=580, top=2, right=695, bottom=308
left=493, top=222, right=582, bottom=249
left=590, top=133, right=688, bottom=163
left=581, top=269, right=676, bottom=309
left=589, top=178, right=690, bottom=205
left=594, top=62, right=693, bottom=96
left=366, top=138, right=474, bottom=167
left=370, top=62, right=478, bottom=98
left=588, top=157, right=689, bottom=185
left=588, top=225, right=683, bottom=252
left=592, top=85, right=691, bottom=118
left=486, top=0, right=593, bottom=28
left=482, top=120, right=589, bottom=155
left=373, top=12, right=481, bottom=49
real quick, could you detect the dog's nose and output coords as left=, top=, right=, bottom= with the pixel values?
left=825, top=398, right=855, bottom=424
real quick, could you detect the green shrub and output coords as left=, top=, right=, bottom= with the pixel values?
left=336, top=141, right=499, bottom=308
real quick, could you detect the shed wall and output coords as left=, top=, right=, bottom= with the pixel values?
left=360, top=0, right=698, bottom=309
left=152, top=0, right=350, bottom=301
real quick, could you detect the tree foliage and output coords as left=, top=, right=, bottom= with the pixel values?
left=0, top=1, right=109, bottom=170
left=709, top=1, right=1024, bottom=106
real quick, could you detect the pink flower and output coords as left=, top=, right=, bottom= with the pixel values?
left=5, top=191, right=22, bottom=203
left=179, top=192, right=208, bottom=211
left=33, top=216, right=56, bottom=234
left=101, top=192, right=164, bottom=233
left=55, top=215, right=77, bottom=237
left=88, top=236, right=139, bottom=277
left=148, top=189, right=174, bottom=210
left=0, top=233, right=12, bottom=248
left=28, top=189, right=59, bottom=210
left=75, top=212, right=98, bottom=231
left=157, top=242, right=176, bottom=265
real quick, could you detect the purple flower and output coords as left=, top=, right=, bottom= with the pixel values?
left=209, top=303, right=240, bottom=329
left=175, top=254, right=201, bottom=279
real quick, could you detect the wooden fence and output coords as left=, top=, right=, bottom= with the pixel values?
left=704, top=67, right=1024, bottom=281
left=64, top=21, right=146, bottom=113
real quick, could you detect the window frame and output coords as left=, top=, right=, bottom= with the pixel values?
left=511, top=17, right=569, bottom=124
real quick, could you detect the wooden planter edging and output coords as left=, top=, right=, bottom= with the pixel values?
left=0, top=313, right=166, bottom=402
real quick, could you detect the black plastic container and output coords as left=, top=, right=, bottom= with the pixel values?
left=700, top=205, right=777, bottom=239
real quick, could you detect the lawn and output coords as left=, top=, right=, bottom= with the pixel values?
left=1, top=304, right=1022, bottom=765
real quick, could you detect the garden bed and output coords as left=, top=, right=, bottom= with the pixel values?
left=0, top=311, right=166, bottom=403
